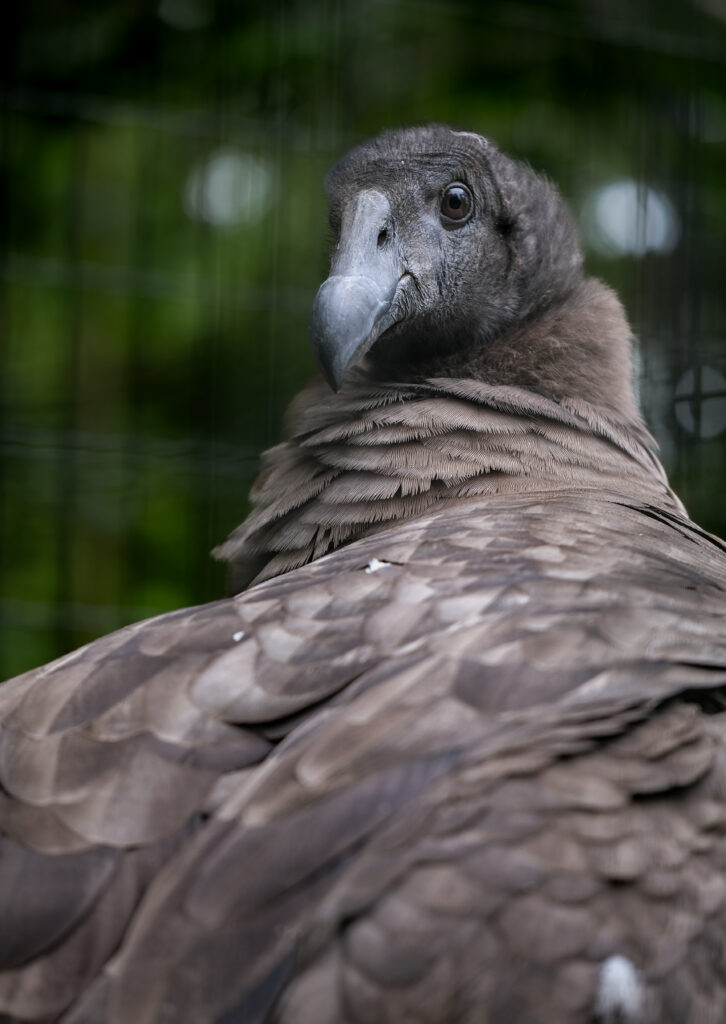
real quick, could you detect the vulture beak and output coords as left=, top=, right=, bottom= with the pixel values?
left=311, top=189, right=402, bottom=391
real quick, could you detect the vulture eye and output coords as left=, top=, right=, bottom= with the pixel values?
left=440, top=183, right=473, bottom=226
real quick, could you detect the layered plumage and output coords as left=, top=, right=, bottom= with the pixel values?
left=2, top=125, right=726, bottom=1024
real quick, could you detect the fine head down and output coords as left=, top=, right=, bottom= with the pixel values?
left=311, top=125, right=583, bottom=389
left=309, top=124, right=638, bottom=423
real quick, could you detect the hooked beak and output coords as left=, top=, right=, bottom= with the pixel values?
left=310, top=190, right=403, bottom=391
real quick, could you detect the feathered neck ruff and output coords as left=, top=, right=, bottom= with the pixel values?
left=216, top=372, right=683, bottom=591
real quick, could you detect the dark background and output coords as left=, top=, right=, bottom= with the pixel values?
left=1, top=0, right=725, bottom=677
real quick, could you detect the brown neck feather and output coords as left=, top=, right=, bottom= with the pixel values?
left=215, top=283, right=682, bottom=590
left=370, top=279, right=639, bottom=422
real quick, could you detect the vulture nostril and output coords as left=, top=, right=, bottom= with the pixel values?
left=377, top=228, right=388, bottom=248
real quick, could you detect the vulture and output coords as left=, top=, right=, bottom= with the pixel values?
left=3, top=124, right=726, bottom=1024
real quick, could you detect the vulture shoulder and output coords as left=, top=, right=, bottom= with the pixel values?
left=2, top=124, right=726, bottom=1024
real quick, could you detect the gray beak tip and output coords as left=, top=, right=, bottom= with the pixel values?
left=310, top=274, right=397, bottom=391
left=323, top=366, right=344, bottom=393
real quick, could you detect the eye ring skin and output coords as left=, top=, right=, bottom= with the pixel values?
left=439, top=182, right=474, bottom=227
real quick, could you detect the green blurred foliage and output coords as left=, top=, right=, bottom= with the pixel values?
left=1, top=0, right=725, bottom=676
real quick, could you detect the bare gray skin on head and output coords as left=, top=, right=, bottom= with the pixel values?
left=311, top=124, right=591, bottom=400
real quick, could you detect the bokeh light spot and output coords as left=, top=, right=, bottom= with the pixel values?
left=184, top=150, right=275, bottom=228
left=581, top=180, right=680, bottom=257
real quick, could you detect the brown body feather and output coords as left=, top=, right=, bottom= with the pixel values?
left=2, top=489, right=726, bottom=1022
left=2, top=126, right=725, bottom=1023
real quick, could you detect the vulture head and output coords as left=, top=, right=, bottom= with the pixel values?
left=311, top=124, right=634, bottom=418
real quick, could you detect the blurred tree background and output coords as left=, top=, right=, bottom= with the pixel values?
left=1, top=0, right=725, bottom=677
